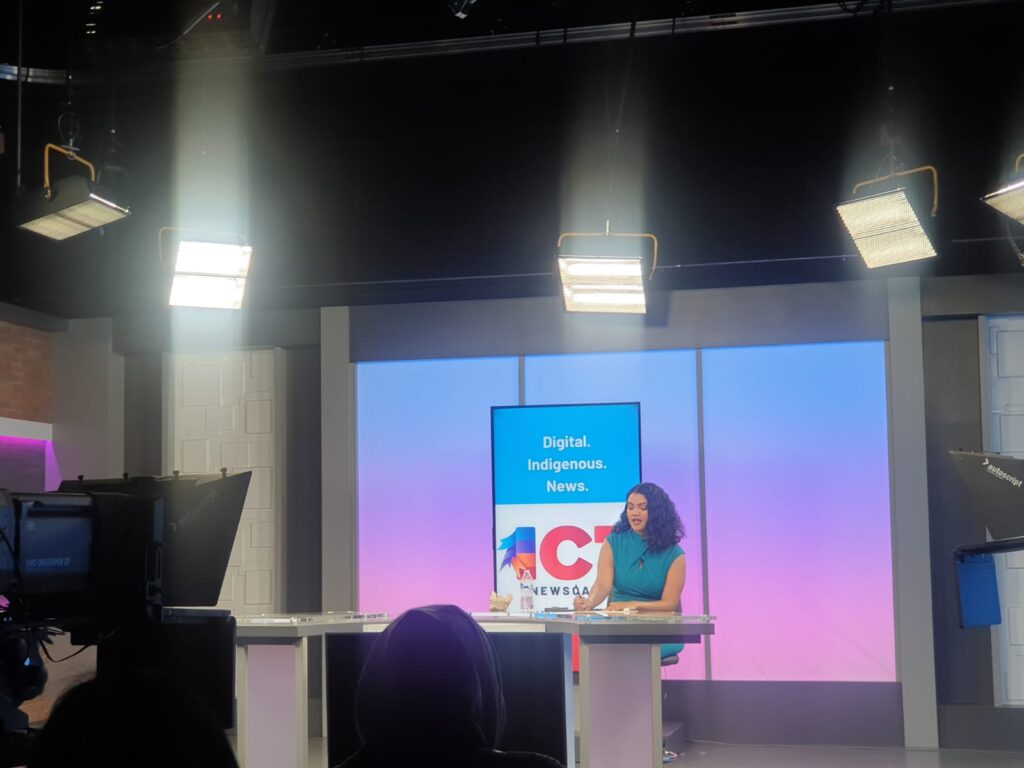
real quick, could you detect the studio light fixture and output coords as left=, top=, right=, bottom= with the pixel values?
left=556, top=228, right=657, bottom=314
left=17, top=143, right=129, bottom=241
left=160, top=230, right=253, bottom=310
left=170, top=240, right=253, bottom=310
left=836, top=165, right=938, bottom=269
left=982, top=153, right=1024, bottom=227
left=449, top=0, right=477, bottom=19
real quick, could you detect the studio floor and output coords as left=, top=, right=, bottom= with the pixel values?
left=230, top=737, right=1024, bottom=768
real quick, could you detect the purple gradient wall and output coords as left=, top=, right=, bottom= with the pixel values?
left=355, top=341, right=894, bottom=682
left=357, top=357, right=518, bottom=616
left=702, top=342, right=895, bottom=682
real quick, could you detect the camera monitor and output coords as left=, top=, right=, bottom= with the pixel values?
left=0, top=490, right=162, bottom=630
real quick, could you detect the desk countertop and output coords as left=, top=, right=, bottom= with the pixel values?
left=234, top=612, right=715, bottom=641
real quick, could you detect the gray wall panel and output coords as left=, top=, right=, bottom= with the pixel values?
left=350, top=280, right=890, bottom=361
left=284, top=347, right=324, bottom=719
left=922, top=317, right=991, bottom=709
left=112, top=307, right=320, bottom=355
left=887, top=278, right=938, bottom=748
left=124, top=352, right=164, bottom=477
left=53, top=319, right=125, bottom=482
left=939, top=705, right=1024, bottom=750
left=321, top=307, right=357, bottom=611
left=285, top=346, right=323, bottom=613
left=663, top=681, right=904, bottom=746
left=922, top=274, right=1024, bottom=319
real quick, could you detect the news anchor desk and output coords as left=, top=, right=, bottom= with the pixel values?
left=235, top=613, right=714, bottom=768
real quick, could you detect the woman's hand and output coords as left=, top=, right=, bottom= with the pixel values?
left=573, top=596, right=590, bottom=611
left=607, top=601, right=641, bottom=611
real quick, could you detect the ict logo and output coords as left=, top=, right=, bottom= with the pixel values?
left=498, top=525, right=613, bottom=581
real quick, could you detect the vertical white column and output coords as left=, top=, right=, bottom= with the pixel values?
left=320, top=638, right=331, bottom=768
left=578, top=642, right=661, bottom=768
left=321, top=307, right=358, bottom=611
left=236, top=640, right=309, bottom=768
left=887, top=277, right=939, bottom=748
left=561, top=633, right=576, bottom=767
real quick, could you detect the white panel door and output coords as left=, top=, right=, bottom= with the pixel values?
left=984, top=317, right=1024, bottom=705
left=168, top=349, right=284, bottom=616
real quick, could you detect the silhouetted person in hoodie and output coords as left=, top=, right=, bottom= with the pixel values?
left=338, top=604, right=564, bottom=768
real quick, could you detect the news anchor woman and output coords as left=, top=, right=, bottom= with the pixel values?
left=573, top=482, right=687, bottom=657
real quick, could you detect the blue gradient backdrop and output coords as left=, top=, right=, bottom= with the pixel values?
left=702, top=341, right=895, bottom=681
left=357, top=357, right=518, bottom=615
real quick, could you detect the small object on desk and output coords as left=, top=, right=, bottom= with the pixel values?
left=518, top=571, right=535, bottom=612
left=547, top=605, right=571, bottom=612
left=489, top=592, right=513, bottom=612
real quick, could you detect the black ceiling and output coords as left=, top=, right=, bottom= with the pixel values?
left=0, top=0, right=1021, bottom=319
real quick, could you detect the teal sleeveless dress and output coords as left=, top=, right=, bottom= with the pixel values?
left=607, top=529, right=686, bottom=659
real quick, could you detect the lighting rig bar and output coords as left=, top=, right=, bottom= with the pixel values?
left=0, top=0, right=1012, bottom=83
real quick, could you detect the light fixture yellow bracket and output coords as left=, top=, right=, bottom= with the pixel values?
left=43, top=143, right=96, bottom=198
left=851, top=165, right=939, bottom=217
left=557, top=224, right=659, bottom=279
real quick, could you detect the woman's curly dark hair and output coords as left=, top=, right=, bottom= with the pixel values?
left=611, top=482, right=685, bottom=553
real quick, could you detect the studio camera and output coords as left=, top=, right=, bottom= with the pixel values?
left=0, top=471, right=250, bottom=767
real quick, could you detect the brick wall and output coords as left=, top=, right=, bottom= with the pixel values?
left=0, top=321, right=53, bottom=422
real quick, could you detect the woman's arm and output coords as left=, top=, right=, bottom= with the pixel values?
left=573, top=541, right=615, bottom=610
left=608, top=554, right=686, bottom=612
